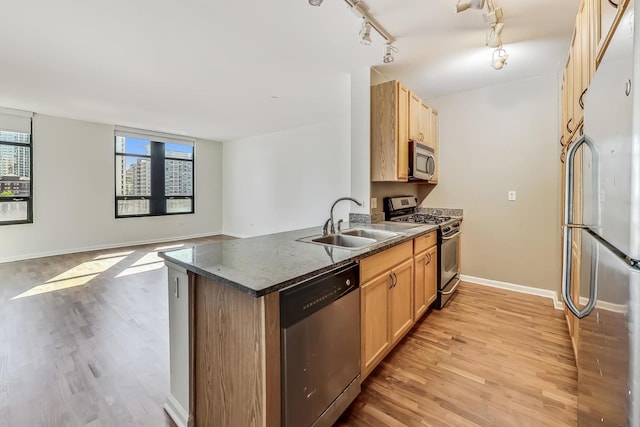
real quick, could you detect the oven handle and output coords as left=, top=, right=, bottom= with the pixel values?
left=441, top=278, right=461, bottom=295
left=442, top=231, right=462, bottom=241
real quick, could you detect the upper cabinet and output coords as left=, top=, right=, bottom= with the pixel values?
left=409, top=93, right=430, bottom=145
left=371, top=80, right=439, bottom=183
left=560, top=0, right=630, bottom=153
left=371, top=80, right=409, bottom=181
left=596, top=0, right=631, bottom=64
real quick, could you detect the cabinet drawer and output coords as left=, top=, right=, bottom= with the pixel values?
left=414, top=231, right=437, bottom=254
left=360, top=241, right=413, bottom=283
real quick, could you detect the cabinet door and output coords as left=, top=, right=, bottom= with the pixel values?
left=361, top=272, right=392, bottom=379
left=425, top=245, right=438, bottom=306
left=419, top=102, right=430, bottom=144
left=167, top=265, right=193, bottom=417
left=429, top=108, right=439, bottom=183
left=408, top=93, right=422, bottom=142
left=413, top=252, right=427, bottom=320
left=397, top=83, right=409, bottom=180
left=389, top=259, right=414, bottom=345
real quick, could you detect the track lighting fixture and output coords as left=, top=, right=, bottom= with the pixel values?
left=487, top=22, right=504, bottom=48
left=491, top=45, right=508, bottom=70
left=359, top=19, right=372, bottom=45
left=308, top=0, right=323, bottom=6
left=456, top=0, right=486, bottom=13
left=383, top=43, right=398, bottom=63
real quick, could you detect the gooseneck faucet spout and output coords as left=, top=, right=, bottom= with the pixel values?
left=324, top=197, right=363, bottom=235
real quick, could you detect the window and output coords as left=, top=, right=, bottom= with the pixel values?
left=0, top=108, right=33, bottom=225
left=115, top=127, right=194, bottom=218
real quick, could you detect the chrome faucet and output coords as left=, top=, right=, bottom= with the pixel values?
left=322, top=197, right=363, bottom=235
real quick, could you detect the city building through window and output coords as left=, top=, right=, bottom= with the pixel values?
left=0, top=108, right=33, bottom=225
left=115, top=127, right=194, bottom=218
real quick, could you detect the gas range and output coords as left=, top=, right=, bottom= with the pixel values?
left=383, top=197, right=461, bottom=237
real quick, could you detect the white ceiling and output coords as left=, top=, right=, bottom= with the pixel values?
left=0, top=0, right=578, bottom=142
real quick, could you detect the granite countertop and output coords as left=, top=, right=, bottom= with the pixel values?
left=158, top=222, right=438, bottom=297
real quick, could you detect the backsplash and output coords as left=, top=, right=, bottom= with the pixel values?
left=417, top=207, right=464, bottom=217
left=349, top=212, right=385, bottom=224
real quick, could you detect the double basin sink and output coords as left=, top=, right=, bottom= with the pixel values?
left=298, top=228, right=404, bottom=250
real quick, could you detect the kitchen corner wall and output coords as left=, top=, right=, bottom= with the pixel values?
left=222, top=118, right=351, bottom=238
left=424, top=74, right=562, bottom=293
left=0, top=114, right=223, bottom=263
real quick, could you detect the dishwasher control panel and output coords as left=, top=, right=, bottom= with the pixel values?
left=280, top=263, right=359, bottom=329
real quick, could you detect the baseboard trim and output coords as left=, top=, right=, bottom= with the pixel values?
left=579, top=296, right=627, bottom=314
left=221, top=231, right=250, bottom=239
left=164, top=395, right=193, bottom=427
left=460, top=274, right=563, bottom=310
left=0, top=231, right=224, bottom=264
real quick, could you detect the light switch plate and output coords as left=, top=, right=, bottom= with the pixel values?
left=508, top=191, right=517, bottom=201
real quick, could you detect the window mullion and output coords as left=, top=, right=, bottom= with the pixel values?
left=150, top=141, right=165, bottom=215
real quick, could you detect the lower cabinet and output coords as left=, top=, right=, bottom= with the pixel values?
left=414, top=244, right=437, bottom=319
left=360, top=241, right=414, bottom=379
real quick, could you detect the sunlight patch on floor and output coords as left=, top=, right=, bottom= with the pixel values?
left=12, top=255, right=128, bottom=299
left=115, top=261, right=164, bottom=278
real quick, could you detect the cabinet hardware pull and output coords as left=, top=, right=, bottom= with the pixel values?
left=626, top=79, right=632, bottom=97
left=388, top=274, right=394, bottom=289
left=608, top=0, right=618, bottom=8
left=579, top=88, right=587, bottom=109
left=426, top=253, right=432, bottom=265
left=567, top=118, right=573, bottom=134
left=175, top=276, right=180, bottom=298
left=560, top=135, right=564, bottom=147
left=391, top=271, right=398, bottom=288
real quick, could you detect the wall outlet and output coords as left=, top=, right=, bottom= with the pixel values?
left=508, top=191, right=517, bottom=201
left=371, top=197, right=377, bottom=209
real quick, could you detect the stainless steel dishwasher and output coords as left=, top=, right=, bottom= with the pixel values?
left=280, top=263, right=361, bottom=427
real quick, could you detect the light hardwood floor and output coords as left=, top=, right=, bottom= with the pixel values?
left=1, top=242, right=577, bottom=427
left=337, top=282, right=578, bottom=427
left=0, top=236, right=231, bottom=427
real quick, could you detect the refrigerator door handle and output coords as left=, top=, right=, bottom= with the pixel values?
left=562, top=135, right=599, bottom=319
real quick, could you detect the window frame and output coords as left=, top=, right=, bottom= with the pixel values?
left=114, top=129, right=195, bottom=219
left=0, top=117, right=33, bottom=226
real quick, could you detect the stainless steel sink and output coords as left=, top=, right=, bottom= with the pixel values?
left=342, top=228, right=398, bottom=240
left=298, top=228, right=400, bottom=250
left=309, top=234, right=376, bottom=249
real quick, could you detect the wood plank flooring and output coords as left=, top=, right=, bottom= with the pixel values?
left=0, top=236, right=231, bottom=427
left=337, top=282, right=578, bottom=427
left=1, top=244, right=577, bottom=427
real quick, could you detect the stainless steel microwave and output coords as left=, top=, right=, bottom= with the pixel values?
left=409, top=141, right=435, bottom=181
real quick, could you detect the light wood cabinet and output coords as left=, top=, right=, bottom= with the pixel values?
left=409, top=94, right=430, bottom=144
left=360, top=270, right=391, bottom=377
left=389, top=259, right=414, bottom=345
left=360, top=241, right=414, bottom=379
left=371, top=81, right=439, bottom=183
left=429, top=108, right=439, bottom=183
left=413, top=231, right=438, bottom=319
left=371, top=80, right=409, bottom=181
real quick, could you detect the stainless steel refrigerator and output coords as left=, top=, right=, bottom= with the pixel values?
left=562, top=1, right=639, bottom=425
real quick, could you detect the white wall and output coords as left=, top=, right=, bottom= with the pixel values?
left=350, top=68, right=371, bottom=215
left=222, top=119, right=351, bottom=238
left=0, top=114, right=223, bottom=262
left=424, top=74, right=562, bottom=293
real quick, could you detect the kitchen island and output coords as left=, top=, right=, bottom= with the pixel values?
left=159, top=222, right=436, bottom=427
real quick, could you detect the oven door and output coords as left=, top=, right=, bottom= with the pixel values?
left=440, top=230, right=460, bottom=289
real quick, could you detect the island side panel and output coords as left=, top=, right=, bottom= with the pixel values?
left=193, top=275, right=280, bottom=427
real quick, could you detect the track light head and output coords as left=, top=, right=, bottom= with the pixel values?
left=308, top=0, right=323, bottom=6
left=456, top=0, right=486, bottom=13
left=487, top=22, right=504, bottom=48
left=383, top=43, right=398, bottom=63
left=491, top=46, right=508, bottom=70
left=359, top=20, right=372, bottom=45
